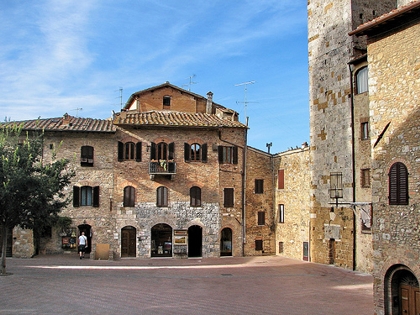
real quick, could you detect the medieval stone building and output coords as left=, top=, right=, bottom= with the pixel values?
left=350, top=2, right=420, bottom=314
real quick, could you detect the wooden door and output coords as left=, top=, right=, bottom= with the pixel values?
left=400, top=284, right=420, bottom=315
left=121, top=227, right=136, bottom=257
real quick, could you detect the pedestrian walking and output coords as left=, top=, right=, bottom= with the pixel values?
left=78, top=232, right=88, bottom=259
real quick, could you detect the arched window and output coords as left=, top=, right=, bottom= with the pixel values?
left=157, top=186, right=168, bottom=207
left=356, top=66, right=368, bottom=94
left=184, top=143, right=207, bottom=162
left=389, top=162, right=409, bottom=205
left=190, top=186, right=201, bottom=207
left=118, top=141, right=142, bottom=161
left=123, top=186, right=135, bottom=207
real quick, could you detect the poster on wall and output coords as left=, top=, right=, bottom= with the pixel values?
left=174, top=230, right=188, bottom=245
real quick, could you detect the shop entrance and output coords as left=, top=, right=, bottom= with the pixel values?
left=151, top=223, right=172, bottom=257
left=220, top=228, right=232, bottom=256
left=121, top=226, right=136, bottom=257
left=78, top=224, right=92, bottom=254
left=188, top=225, right=202, bottom=258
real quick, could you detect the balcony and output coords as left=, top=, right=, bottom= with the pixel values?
left=149, top=160, right=176, bottom=179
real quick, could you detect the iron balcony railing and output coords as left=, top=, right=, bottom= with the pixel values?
left=149, top=160, right=176, bottom=174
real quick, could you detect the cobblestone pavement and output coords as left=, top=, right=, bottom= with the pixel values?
left=0, top=254, right=373, bottom=315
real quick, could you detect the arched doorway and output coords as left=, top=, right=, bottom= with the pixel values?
left=121, top=226, right=136, bottom=257
left=386, top=265, right=420, bottom=315
left=78, top=224, right=92, bottom=254
left=220, top=228, right=232, bottom=256
left=188, top=225, right=202, bottom=258
left=151, top=223, right=172, bottom=257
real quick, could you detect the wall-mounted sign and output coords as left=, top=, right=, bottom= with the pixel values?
left=174, top=230, right=187, bottom=245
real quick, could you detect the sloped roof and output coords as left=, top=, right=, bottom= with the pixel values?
left=349, top=1, right=420, bottom=36
left=113, top=110, right=247, bottom=128
left=2, top=115, right=116, bottom=133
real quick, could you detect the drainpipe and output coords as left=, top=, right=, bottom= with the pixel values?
left=348, top=63, right=357, bottom=271
left=241, top=117, right=249, bottom=257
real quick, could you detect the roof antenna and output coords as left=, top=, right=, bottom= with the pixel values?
left=183, top=74, right=197, bottom=91
left=72, top=108, right=83, bottom=117
left=235, top=80, right=256, bottom=121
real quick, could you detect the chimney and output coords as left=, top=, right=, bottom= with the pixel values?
left=206, top=91, right=213, bottom=114
left=62, top=113, right=71, bottom=126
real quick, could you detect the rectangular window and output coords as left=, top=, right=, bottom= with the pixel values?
left=157, top=186, right=168, bottom=207
left=81, top=146, right=94, bottom=167
left=278, top=169, right=284, bottom=189
left=278, top=204, right=284, bottom=223
left=356, top=66, right=368, bottom=94
left=329, top=172, right=343, bottom=199
left=255, top=179, right=264, bottom=194
left=278, top=242, right=284, bottom=254
left=361, top=169, right=370, bottom=188
left=224, top=188, right=234, bottom=207
left=361, top=121, right=369, bottom=140
left=255, top=240, right=263, bottom=251
left=257, top=211, right=265, bottom=225
left=218, top=146, right=238, bottom=164
left=73, top=186, right=99, bottom=207
left=163, top=96, right=171, bottom=108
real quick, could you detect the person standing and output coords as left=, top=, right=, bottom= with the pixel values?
left=78, top=232, right=88, bottom=259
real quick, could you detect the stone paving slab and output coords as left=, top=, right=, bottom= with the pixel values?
left=0, top=255, right=373, bottom=315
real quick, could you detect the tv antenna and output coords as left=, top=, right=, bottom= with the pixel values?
left=72, top=108, right=83, bottom=117
left=183, top=74, right=197, bottom=91
left=235, top=80, right=256, bottom=120
left=118, top=87, right=123, bottom=109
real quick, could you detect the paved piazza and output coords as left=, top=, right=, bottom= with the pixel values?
left=0, top=255, right=373, bottom=315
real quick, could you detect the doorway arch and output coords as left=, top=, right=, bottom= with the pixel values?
left=151, top=223, right=172, bottom=257
left=385, top=265, right=419, bottom=315
left=121, top=226, right=136, bottom=257
left=220, top=228, right=232, bottom=256
left=188, top=225, right=202, bottom=258
left=78, top=224, right=92, bottom=254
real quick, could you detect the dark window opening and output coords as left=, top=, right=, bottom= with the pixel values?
left=258, top=211, right=265, bottom=225
left=255, top=240, right=263, bottom=251
left=190, top=186, right=201, bottom=207
left=81, top=146, right=94, bottom=167
left=389, top=162, right=409, bottom=205
left=224, top=188, right=234, bottom=207
left=157, top=186, right=168, bottom=207
left=123, top=186, right=135, bottom=207
left=255, top=179, right=264, bottom=194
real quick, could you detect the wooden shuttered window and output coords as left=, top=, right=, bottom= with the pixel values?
left=258, top=211, right=265, bottom=225
left=118, top=141, right=142, bottom=161
left=389, top=162, right=409, bottom=205
left=184, top=143, right=208, bottom=162
left=278, top=169, right=285, bottom=189
left=255, top=179, right=263, bottom=194
left=218, top=146, right=238, bottom=164
left=123, top=186, right=135, bottom=207
left=224, top=188, right=234, bottom=207
left=81, top=146, right=94, bottom=167
left=73, top=186, right=100, bottom=207
left=157, top=186, right=168, bottom=207
left=190, top=186, right=201, bottom=207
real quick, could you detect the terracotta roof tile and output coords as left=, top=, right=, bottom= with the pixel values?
left=2, top=115, right=116, bottom=133
left=113, top=111, right=247, bottom=128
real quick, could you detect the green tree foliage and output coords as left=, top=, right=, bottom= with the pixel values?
left=0, top=124, right=74, bottom=275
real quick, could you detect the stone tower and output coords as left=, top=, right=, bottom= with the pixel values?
left=307, top=0, right=395, bottom=271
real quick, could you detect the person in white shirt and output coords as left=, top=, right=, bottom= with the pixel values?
left=78, top=232, right=88, bottom=259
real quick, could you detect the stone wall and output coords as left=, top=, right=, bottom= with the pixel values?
left=274, top=147, right=310, bottom=261
left=308, top=0, right=395, bottom=270
left=367, top=20, right=420, bottom=315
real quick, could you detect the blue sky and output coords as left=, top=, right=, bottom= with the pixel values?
left=0, top=0, right=308, bottom=154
